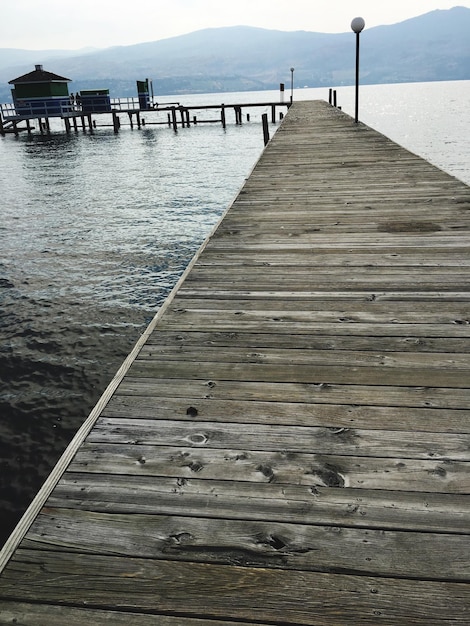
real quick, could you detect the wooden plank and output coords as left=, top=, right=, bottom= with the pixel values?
left=196, top=251, right=470, bottom=266
left=156, top=316, right=470, bottom=338
left=22, top=508, right=470, bottom=581
left=162, top=295, right=470, bottom=317
left=175, top=288, right=470, bottom=301
left=126, top=359, right=470, bottom=389
left=101, top=395, right=470, bottom=433
left=182, top=271, right=470, bottom=291
left=144, top=329, right=470, bottom=354
left=87, top=417, right=470, bottom=461
left=138, top=345, right=470, bottom=369
left=48, top=474, right=470, bottom=534
left=0, top=602, right=264, bottom=626
left=69, top=443, right=470, bottom=493
left=2, top=551, right=469, bottom=625
left=203, top=235, right=470, bottom=249
left=116, top=378, right=470, bottom=410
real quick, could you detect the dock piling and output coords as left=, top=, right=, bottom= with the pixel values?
left=272, top=104, right=277, bottom=123
left=171, top=107, right=178, bottom=132
left=112, top=111, right=120, bottom=133
left=262, top=112, right=269, bottom=145
left=234, top=105, right=242, bottom=125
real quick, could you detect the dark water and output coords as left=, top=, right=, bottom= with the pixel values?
left=1, top=83, right=469, bottom=547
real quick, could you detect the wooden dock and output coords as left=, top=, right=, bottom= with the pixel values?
left=0, top=100, right=288, bottom=134
left=0, top=100, right=469, bottom=624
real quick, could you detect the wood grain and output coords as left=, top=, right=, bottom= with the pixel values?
left=2, top=551, right=469, bottom=625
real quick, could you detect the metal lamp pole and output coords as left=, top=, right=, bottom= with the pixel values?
left=290, top=67, right=295, bottom=104
left=351, top=17, right=365, bottom=123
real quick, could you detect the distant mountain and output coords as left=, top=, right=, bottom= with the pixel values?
left=0, top=6, right=469, bottom=101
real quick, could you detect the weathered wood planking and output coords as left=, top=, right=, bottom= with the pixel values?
left=1, top=100, right=469, bottom=625
left=1, top=552, right=469, bottom=625
left=20, top=508, right=470, bottom=580
left=69, top=442, right=470, bottom=492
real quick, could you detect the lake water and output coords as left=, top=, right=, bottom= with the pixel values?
left=1, top=80, right=469, bottom=546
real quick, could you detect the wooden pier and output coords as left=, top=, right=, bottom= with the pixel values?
left=0, top=100, right=469, bottom=624
left=0, top=100, right=288, bottom=135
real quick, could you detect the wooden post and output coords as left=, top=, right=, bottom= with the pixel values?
left=171, top=107, right=178, bottom=132
left=333, top=90, right=337, bottom=107
left=271, top=104, right=276, bottom=124
left=0, top=114, right=4, bottom=136
left=72, top=117, right=78, bottom=131
left=26, top=119, right=33, bottom=134
left=112, top=111, right=120, bottom=133
left=193, top=116, right=197, bottom=125
left=128, top=112, right=134, bottom=129
left=81, top=116, right=86, bottom=131
left=180, top=108, right=186, bottom=128
left=64, top=117, right=71, bottom=133
left=87, top=114, right=93, bottom=131
left=167, top=113, right=171, bottom=128
left=329, top=88, right=333, bottom=104
left=221, top=104, right=226, bottom=129
left=262, top=113, right=269, bottom=146
left=137, top=112, right=141, bottom=129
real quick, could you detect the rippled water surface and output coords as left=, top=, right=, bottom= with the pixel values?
left=1, top=81, right=469, bottom=546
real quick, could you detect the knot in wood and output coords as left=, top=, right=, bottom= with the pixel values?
left=170, top=532, right=193, bottom=545
left=256, top=464, right=275, bottom=482
left=185, top=433, right=208, bottom=446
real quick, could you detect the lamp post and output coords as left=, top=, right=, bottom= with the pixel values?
left=290, top=67, right=295, bottom=104
left=351, top=17, right=365, bottom=123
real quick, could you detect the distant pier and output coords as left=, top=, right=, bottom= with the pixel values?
left=0, top=97, right=289, bottom=136
left=0, top=100, right=469, bottom=624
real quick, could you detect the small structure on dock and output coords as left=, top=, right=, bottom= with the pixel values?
left=136, top=79, right=152, bottom=110
left=79, top=88, right=111, bottom=113
left=8, top=64, right=71, bottom=117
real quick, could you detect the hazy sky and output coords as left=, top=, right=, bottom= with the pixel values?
left=2, top=1, right=469, bottom=50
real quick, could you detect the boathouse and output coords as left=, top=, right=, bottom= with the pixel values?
left=9, top=65, right=71, bottom=117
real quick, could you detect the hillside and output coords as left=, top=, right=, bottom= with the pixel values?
left=0, top=6, right=469, bottom=101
